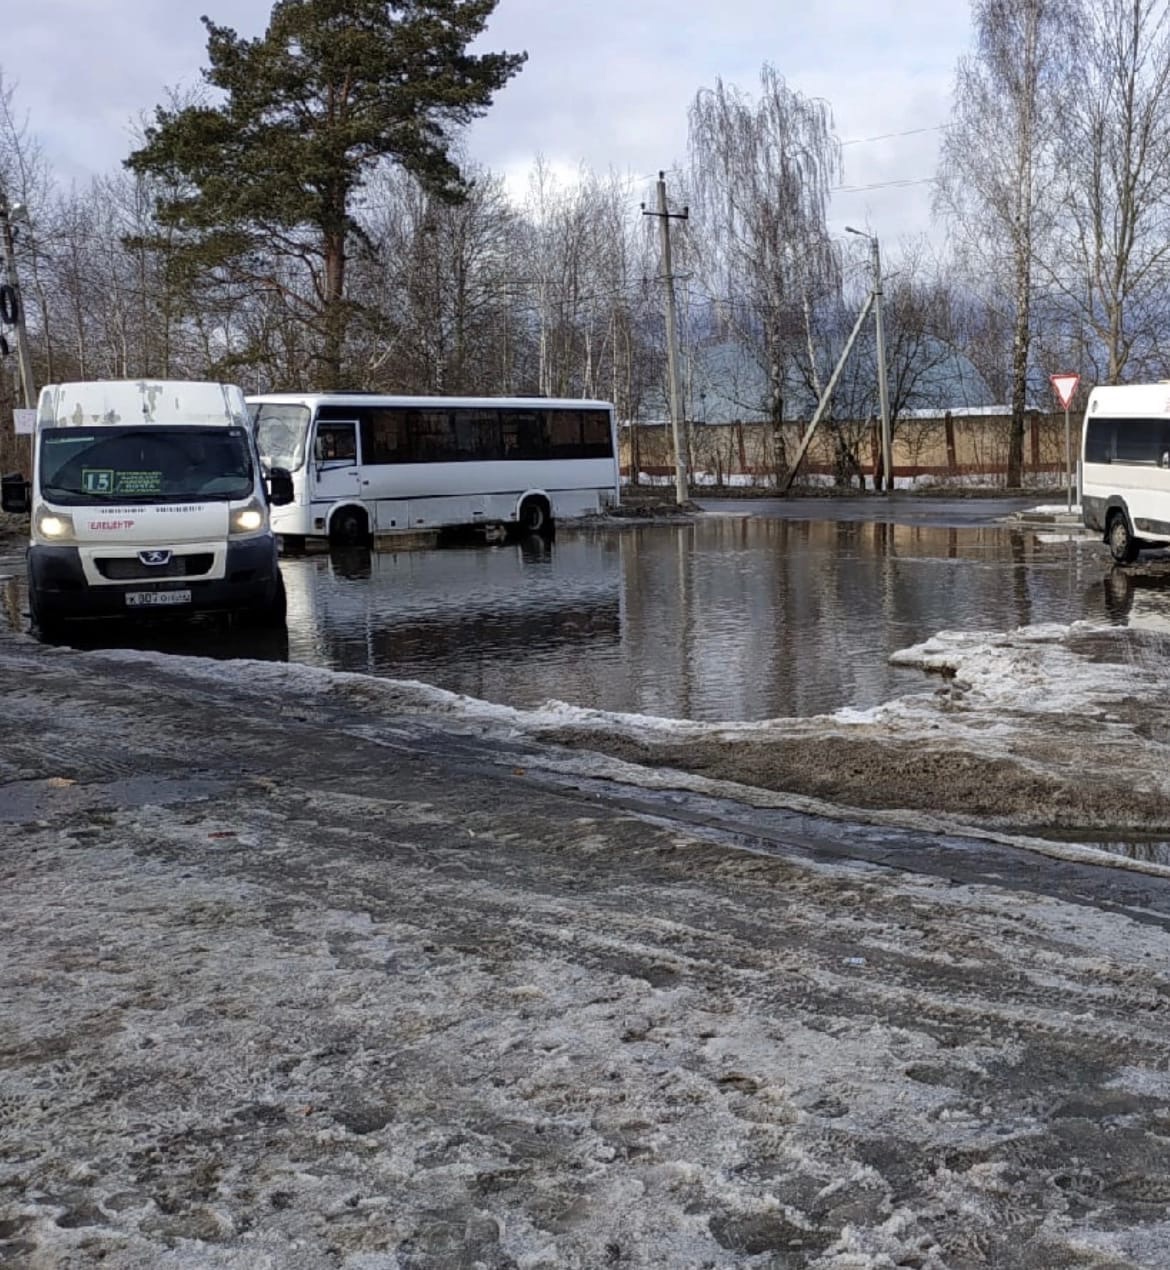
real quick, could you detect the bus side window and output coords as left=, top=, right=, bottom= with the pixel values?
left=582, top=409, right=614, bottom=457
left=501, top=411, right=546, bottom=460
left=453, top=409, right=502, bottom=460
left=548, top=410, right=583, bottom=458
left=410, top=410, right=456, bottom=462
left=362, top=409, right=410, bottom=464
left=315, top=423, right=357, bottom=463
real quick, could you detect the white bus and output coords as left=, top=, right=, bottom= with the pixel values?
left=1082, top=383, right=1170, bottom=563
left=246, top=393, right=620, bottom=546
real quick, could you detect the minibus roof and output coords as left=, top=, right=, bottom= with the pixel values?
left=38, top=380, right=249, bottom=429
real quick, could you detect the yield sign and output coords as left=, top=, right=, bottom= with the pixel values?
left=1050, top=373, right=1080, bottom=409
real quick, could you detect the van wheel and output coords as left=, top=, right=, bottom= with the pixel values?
left=259, top=574, right=288, bottom=628
left=29, top=593, right=65, bottom=643
left=519, top=497, right=553, bottom=539
left=330, top=508, right=369, bottom=547
left=1108, top=512, right=1140, bottom=564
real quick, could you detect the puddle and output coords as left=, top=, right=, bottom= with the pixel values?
left=0, top=776, right=229, bottom=823
left=0, top=512, right=1142, bottom=722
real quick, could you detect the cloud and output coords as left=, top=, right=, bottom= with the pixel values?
left=4, top=0, right=970, bottom=242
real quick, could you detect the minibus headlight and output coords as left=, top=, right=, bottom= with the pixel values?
left=229, top=500, right=268, bottom=537
left=34, top=509, right=76, bottom=543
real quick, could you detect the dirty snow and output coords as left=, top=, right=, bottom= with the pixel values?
left=7, top=622, right=1170, bottom=1266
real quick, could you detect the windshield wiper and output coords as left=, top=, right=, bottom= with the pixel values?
left=40, top=483, right=105, bottom=501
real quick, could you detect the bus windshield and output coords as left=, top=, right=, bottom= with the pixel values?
left=39, top=425, right=254, bottom=505
left=252, top=403, right=311, bottom=472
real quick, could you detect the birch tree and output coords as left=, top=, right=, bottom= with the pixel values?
left=937, top=0, right=1076, bottom=486
left=1048, top=0, right=1170, bottom=383
left=687, top=64, right=841, bottom=479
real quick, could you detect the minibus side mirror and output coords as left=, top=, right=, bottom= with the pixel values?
left=0, top=473, right=30, bottom=515
left=266, top=467, right=294, bottom=506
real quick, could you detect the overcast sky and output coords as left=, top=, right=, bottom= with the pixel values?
left=4, top=0, right=972, bottom=245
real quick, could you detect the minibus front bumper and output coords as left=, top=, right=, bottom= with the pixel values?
left=27, top=536, right=283, bottom=623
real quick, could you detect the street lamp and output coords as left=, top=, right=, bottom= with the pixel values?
left=846, top=226, right=892, bottom=493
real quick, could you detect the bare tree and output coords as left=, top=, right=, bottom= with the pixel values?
left=1046, top=0, right=1170, bottom=383
left=688, top=64, right=842, bottom=481
left=937, top=0, right=1077, bottom=486
left=0, top=70, right=54, bottom=393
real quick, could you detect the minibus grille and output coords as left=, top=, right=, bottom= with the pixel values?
left=97, top=553, right=214, bottom=581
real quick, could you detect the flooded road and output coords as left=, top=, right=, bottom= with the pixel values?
left=4, top=505, right=1162, bottom=721
left=278, top=519, right=1111, bottom=720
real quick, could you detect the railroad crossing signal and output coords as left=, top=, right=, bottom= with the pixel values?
left=1050, top=373, right=1080, bottom=410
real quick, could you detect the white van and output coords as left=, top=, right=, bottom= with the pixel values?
left=1081, top=382, right=1170, bottom=563
left=1, top=379, right=293, bottom=637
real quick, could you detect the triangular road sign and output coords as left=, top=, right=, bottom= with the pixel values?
left=1050, top=373, right=1080, bottom=409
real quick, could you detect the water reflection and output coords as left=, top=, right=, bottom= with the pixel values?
left=281, top=535, right=622, bottom=709
left=1, top=519, right=1117, bottom=721
left=272, top=519, right=1106, bottom=721
left=1100, top=563, right=1170, bottom=637
left=33, top=613, right=291, bottom=663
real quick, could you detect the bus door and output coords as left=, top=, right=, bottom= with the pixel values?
left=311, top=418, right=363, bottom=504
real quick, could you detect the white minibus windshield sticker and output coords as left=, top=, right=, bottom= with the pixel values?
left=81, top=468, right=163, bottom=495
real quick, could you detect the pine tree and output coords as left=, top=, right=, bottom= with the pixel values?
left=126, top=0, right=526, bottom=388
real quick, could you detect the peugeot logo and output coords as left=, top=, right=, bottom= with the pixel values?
left=138, top=549, right=172, bottom=567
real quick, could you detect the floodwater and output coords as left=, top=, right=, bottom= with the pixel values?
left=5, top=504, right=1166, bottom=722
left=273, top=517, right=1120, bottom=721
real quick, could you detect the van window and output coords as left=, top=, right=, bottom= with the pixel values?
left=1087, top=416, right=1170, bottom=466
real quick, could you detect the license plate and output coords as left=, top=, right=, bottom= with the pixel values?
left=125, top=589, right=192, bottom=607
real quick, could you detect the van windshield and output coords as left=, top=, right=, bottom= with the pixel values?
left=39, top=425, right=255, bottom=505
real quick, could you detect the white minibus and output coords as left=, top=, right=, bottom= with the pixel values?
left=246, top=393, right=620, bottom=546
left=1, top=379, right=293, bottom=637
left=1081, top=383, right=1170, bottom=563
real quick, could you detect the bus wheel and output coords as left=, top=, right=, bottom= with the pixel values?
left=1108, top=511, right=1140, bottom=564
left=519, top=496, right=553, bottom=538
left=330, top=508, right=369, bottom=547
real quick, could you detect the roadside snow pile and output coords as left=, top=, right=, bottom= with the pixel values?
left=69, top=619, right=1170, bottom=844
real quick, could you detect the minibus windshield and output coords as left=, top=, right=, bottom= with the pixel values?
left=39, top=426, right=254, bottom=505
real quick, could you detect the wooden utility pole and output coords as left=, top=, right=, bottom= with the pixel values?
left=643, top=172, right=689, bottom=505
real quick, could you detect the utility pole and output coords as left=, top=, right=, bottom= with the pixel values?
left=643, top=172, right=689, bottom=505
left=846, top=227, right=892, bottom=492
left=0, top=190, right=35, bottom=410
left=782, top=292, right=875, bottom=493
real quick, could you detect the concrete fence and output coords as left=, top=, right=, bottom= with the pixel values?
left=622, top=411, right=1078, bottom=489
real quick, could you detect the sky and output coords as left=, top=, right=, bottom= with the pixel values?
left=2, top=0, right=972, bottom=247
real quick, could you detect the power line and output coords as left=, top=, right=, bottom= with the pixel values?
left=835, top=177, right=935, bottom=193
left=841, top=125, right=947, bottom=148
